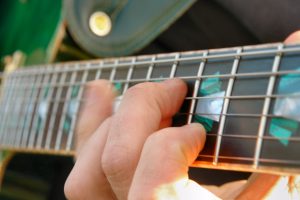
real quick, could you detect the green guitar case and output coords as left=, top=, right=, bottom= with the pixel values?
left=64, top=0, right=196, bottom=57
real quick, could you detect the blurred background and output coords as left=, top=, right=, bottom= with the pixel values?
left=0, top=0, right=299, bottom=199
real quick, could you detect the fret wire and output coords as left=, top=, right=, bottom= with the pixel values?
left=6, top=74, right=25, bottom=146
left=0, top=77, right=10, bottom=144
left=187, top=51, right=208, bottom=124
left=94, top=61, right=103, bottom=79
left=109, top=60, right=118, bottom=82
left=178, top=112, right=292, bottom=118
left=27, top=72, right=51, bottom=148
left=66, top=67, right=90, bottom=151
left=1, top=76, right=16, bottom=145
left=2, top=74, right=22, bottom=146
left=35, top=69, right=60, bottom=149
left=45, top=66, right=69, bottom=149
left=169, top=53, right=180, bottom=78
left=146, top=55, right=156, bottom=80
left=14, top=44, right=300, bottom=75
left=0, top=77, right=14, bottom=144
left=205, top=133, right=300, bottom=141
left=55, top=66, right=79, bottom=150
left=213, top=48, right=242, bottom=165
left=11, top=75, right=32, bottom=147
left=122, top=57, right=135, bottom=94
left=253, top=44, right=283, bottom=168
left=14, top=75, right=35, bottom=146
left=9, top=69, right=300, bottom=89
left=21, top=71, right=44, bottom=147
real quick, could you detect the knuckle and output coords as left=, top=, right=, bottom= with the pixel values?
left=124, top=82, right=168, bottom=114
left=101, top=146, right=131, bottom=179
left=146, top=129, right=176, bottom=150
left=145, top=129, right=187, bottom=164
left=125, top=82, right=157, bottom=98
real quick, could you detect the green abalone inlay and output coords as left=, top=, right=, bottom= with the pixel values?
left=199, top=72, right=221, bottom=96
left=63, top=85, right=81, bottom=134
left=193, top=72, right=222, bottom=132
left=36, top=86, right=50, bottom=133
left=193, top=115, right=214, bottom=132
left=270, top=118, right=298, bottom=146
left=63, top=116, right=71, bottom=134
left=271, top=68, right=300, bottom=146
left=71, top=85, right=80, bottom=98
left=114, top=82, right=122, bottom=93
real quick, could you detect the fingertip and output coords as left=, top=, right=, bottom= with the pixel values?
left=84, top=80, right=116, bottom=102
left=284, top=30, right=300, bottom=44
left=161, top=78, right=188, bottom=96
left=187, top=123, right=206, bottom=135
left=180, top=123, right=207, bottom=159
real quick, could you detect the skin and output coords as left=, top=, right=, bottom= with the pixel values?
left=64, top=31, right=300, bottom=199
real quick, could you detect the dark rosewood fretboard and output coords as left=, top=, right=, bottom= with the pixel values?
left=0, top=43, right=300, bottom=175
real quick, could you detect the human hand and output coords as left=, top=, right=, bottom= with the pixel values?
left=64, top=31, right=300, bottom=200
left=64, top=78, right=220, bottom=199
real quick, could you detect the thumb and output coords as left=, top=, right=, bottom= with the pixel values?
left=284, top=30, right=300, bottom=44
left=128, top=123, right=219, bottom=199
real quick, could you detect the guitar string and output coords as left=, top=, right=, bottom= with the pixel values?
left=2, top=93, right=299, bottom=104
left=2, top=106, right=299, bottom=142
left=4, top=69, right=300, bottom=93
left=5, top=43, right=300, bottom=76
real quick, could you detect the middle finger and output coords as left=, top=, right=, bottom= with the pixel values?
left=102, top=79, right=187, bottom=199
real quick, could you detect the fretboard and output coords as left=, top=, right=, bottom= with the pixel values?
left=1, top=43, right=300, bottom=175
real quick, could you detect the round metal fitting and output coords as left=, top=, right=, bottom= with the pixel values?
left=89, top=11, right=112, bottom=37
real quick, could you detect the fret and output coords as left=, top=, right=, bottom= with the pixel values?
left=66, top=67, right=90, bottom=151
left=95, top=61, right=103, bottom=79
left=170, top=53, right=180, bottom=78
left=21, top=71, right=44, bottom=147
left=11, top=74, right=33, bottom=147
left=27, top=70, right=52, bottom=148
left=0, top=77, right=9, bottom=144
left=14, top=74, right=35, bottom=146
left=109, top=60, right=118, bottom=82
left=122, top=57, right=135, bottom=94
left=35, top=67, right=59, bottom=149
left=213, top=48, right=242, bottom=165
left=146, top=56, right=156, bottom=80
left=45, top=66, right=69, bottom=149
left=253, top=44, right=283, bottom=168
left=2, top=74, right=22, bottom=146
left=54, top=66, right=79, bottom=150
left=0, top=76, right=14, bottom=145
left=187, top=51, right=208, bottom=124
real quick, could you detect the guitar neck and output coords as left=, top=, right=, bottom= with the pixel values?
left=1, top=42, right=300, bottom=175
